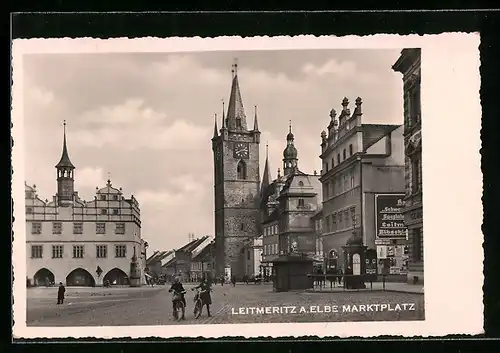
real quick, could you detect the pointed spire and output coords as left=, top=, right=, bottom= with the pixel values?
left=286, top=120, right=294, bottom=141
left=253, top=105, right=259, bottom=131
left=55, top=120, right=75, bottom=169
left=221, top=99, right=226, bottom=129
left=213, top=113, right=219, bottom=138
left=261, top=142, right=272, bottom=200
left=226, top=59, right=247, bottom=131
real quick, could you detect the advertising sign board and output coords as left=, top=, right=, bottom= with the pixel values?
left=375, top=194, right=407, bottom=240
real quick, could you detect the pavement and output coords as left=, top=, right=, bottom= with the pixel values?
left=308, top=281, right=424, bottom=294
left=26, top=282, right=425, bottom=326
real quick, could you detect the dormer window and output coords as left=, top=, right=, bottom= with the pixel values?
left=100, top=195, right=106, bottom=201
left=298, top=199, right=305, bottom=208
left=101, top=209, right=108, bottom=215
left=113, top=195, right=119, bottom=201
left=298, top=181, right=304, bottom=187
left=235, top=118, right=242, bottom=129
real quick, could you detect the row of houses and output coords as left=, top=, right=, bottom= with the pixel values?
left=145, top=235, right=216, bottom=283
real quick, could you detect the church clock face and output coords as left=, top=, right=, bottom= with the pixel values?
left=233, top=142, right=249, bottom=159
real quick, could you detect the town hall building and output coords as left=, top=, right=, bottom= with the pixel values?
left=25, top=122, right=148, bottom=287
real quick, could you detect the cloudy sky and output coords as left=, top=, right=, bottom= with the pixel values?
left=22, top=49, right=404, bottom=252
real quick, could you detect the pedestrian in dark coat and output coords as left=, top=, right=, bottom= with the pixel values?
left=194, top=278, right=212, bottom=317
left=57, top=282, right=65, bottom=304
left=231, top=275, right=236, bottom=287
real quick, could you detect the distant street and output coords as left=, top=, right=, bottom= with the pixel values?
left=27, top=283, right=424, bottom=326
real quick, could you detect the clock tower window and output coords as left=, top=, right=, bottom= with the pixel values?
left=237, top=160, right=247, bottom=180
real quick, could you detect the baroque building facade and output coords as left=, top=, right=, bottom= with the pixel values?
left=212, top=63, right=261, bottom=280
left=319, top=98, right=407, bottom=278
left=392, top=48, right=424, bottom=284
left=25, top=122, right=147, bottom=287
left=260, top=126, right=322, bottom=278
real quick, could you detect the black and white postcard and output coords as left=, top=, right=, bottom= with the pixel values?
left=12, top=34, right=483, bottom=338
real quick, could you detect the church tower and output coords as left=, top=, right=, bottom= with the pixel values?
left=55, top=120, right=75, bottom=207
left=212, top=60, right=261, bottom=279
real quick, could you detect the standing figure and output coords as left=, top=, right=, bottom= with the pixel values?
left=193, top=277, right=212, bottom=317
left=220, top=275, right=224, bottom=286
left=231, top=275, right=236, bottom=287
left=57, top=282, right=65, bottom=304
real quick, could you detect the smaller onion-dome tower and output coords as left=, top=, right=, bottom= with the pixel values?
left=282, top=121, right=298, bottom=176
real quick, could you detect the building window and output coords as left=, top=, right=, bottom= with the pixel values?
left=52, top=222, right=62, bottom=235
left=412, top=228, right=423, bottom=261
left=412, top=157, right=422, bottom=193
left=52, top=245, right=63, bottom=259
left=26, top=207, right=33, bottom=214
left=343, top=149, right=346, bottom=160
left=298, top=198, right=305, bottom=208
left=324, top=215, right=330, bottom=233
left=409, top=86, right=421, bottom=125
left=330, top=182, right=335, bottom=197
left=73, top=222, right=83, bottom=234
left=350, top=170, right=355, bottom=188
left=338, top=213, right=343, bottom=229
left=96, top=245, right=108, bottom=258
left=115, top=223, right=125, bottom=234
left=298, top=181, right=304, bottom=187
left=237, top=160, right=247, bottom=180
left=112, top=209, right=119, bottom=215
left=115, top=244, right=127, bottom=258
left=324, top=182, right=329, bottom=198
left=350, top=207, right=356, bottom=227
left=240, top=223, right=245, bottom=231
left=349, top=144, right=353, bottom=156
left=337, top=178, right=342, bottom=193
left=331, top=158, right=335, bottom=168
left=25, top=191, right=34, bottom=199
left=100, top=194, right=106, bottom=201
left=344, top=211, right=350, bottom=228
left=235, top=118, right=242, bottom=129
left=247, top=250, right=251, bottom=261
left=101, top=208, right=108, bottom=215
left=96, top=222, right=106, bottom=234
left=324, top=162, right=328, bottom=173
left=113, top=195, right=119, bottom=201
left=343, top=174, right=348, bottom=191
left=332, top=214, right=337, bottom=232
left=31, top=222, right=42, bottom=234
left=337, top=153, right=341, bottom=164
left=31, top=245, right=43, bottom=258
left=73, top=245, right=84, bottom=258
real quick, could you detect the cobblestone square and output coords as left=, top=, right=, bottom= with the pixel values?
left=27, top=283, right=424, bottom=326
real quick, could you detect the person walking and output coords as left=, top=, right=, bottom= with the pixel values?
left=57, top=282, right=65, bottom=304
left=193, top=277, right=212, bottom=317
left=231, top=275, right=236, bottom=287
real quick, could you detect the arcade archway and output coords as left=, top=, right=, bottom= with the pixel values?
left=33, top=268, right=55, bottom=286
left=66, top=268, right=96, bottom=287
left=103, top=268, right=129, bottom=285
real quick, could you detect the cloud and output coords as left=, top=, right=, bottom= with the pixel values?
left=73, top=99, right=211, bottom=150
